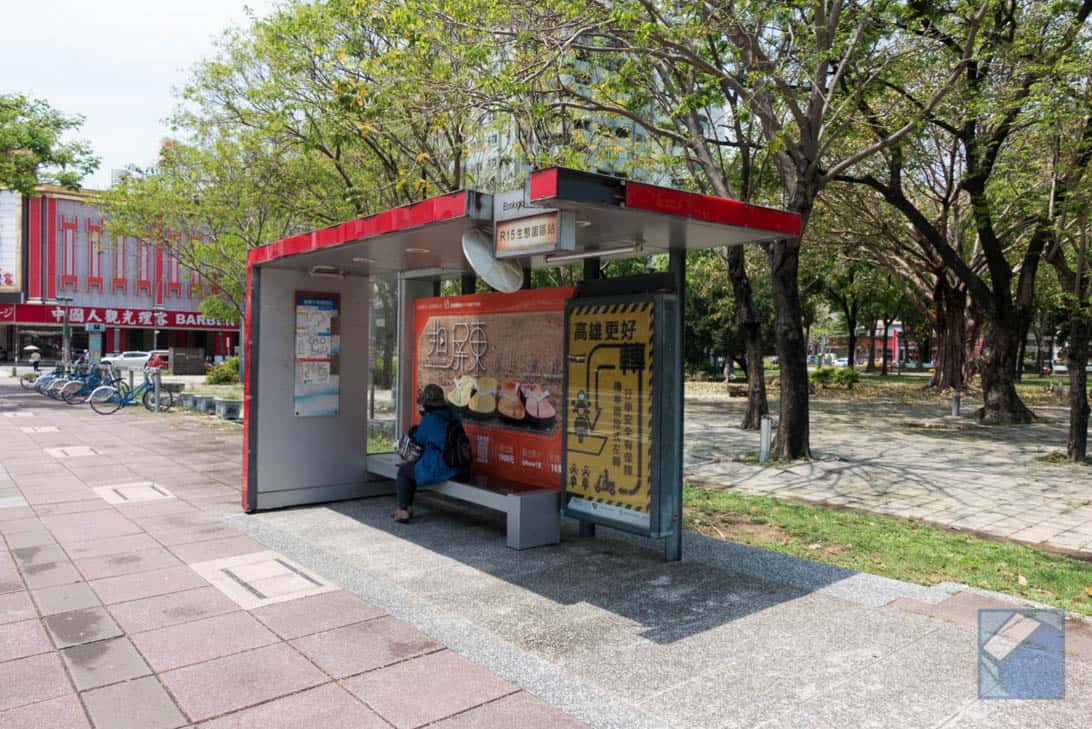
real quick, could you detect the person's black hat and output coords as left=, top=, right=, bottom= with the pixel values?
left=417, top=383, right=446, bottom=408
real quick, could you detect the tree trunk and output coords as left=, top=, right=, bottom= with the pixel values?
left=1067, top=313, right=1090, bottom=461
left=725, top=246, right=768, bottom=430
left=963, top=308, right=982, bottom=386
left=767, top=237, right=810, bottom=458
left=1014, top=326, right=1027, bottom=382
left=866, top=324, right=877, bottom=371
left=846, top=327, right=858, bottom=371
left=929, top=278, right=965, bottom=390
left=976, top=322, right=1035, bottom=424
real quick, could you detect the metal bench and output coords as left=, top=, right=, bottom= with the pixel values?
left=367, top=452, right=561, bottom=550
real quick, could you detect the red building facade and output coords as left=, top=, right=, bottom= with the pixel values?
left=0, top=187, right=238, bottom=362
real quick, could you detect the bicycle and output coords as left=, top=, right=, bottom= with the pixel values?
left=19, top=371, right=43, bottom=390
left=60, top=365, right=113, bottom=405
left=32, top=365, right=68, bottom=395
left=88, top=370, right=174, bottom=415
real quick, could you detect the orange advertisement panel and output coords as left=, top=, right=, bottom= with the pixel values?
left=413, top=287, right=575, bottom=490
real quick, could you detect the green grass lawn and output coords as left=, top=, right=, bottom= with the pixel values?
left=685, top=485, right=1092, bottom=615
left=368, top=431, right=394, bottom=453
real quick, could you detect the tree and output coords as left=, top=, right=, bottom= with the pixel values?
left=687, top=249, right=775, bottom=428
left=484, top=0, right=981, bottom=457
left=0, top=94, right=98, bottom=195
left=837, top=0, right=1091, bottom=423
left=108, top=0, right=496, bottom=387
left=1043, top=78, right=1092, bottom=460
left=821, top=145, right=975, bottom=390
left=101, top=135, right=321, bottom=324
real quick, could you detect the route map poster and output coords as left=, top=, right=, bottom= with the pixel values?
left=294, top=292, right=340, bottom=417
left=413, top=287, right=574, bottom=489
left=563, top=298, right=656, bottom=531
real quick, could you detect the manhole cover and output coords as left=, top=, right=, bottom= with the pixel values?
left=93, top=482, right=175, bottom=504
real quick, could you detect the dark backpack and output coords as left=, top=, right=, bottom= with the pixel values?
left=442, top=418, right=473, bottom=471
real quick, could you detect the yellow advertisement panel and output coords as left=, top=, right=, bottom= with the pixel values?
left=565, top=301, right=654, bottom=515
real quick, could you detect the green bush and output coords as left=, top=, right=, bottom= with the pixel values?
left=205, top=356, right=240, bottom=385
left=832, top=367, right=860, bottom=388
left=809, top=367, right=835, bottom=387
left=809, top=367, right=860, bottom=389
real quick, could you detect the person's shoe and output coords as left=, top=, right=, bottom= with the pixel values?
left=393, top=509, right=412, bottom=523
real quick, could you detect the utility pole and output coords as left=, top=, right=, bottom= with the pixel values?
left=153, top=304, right=166, bottom=350
left=57, top=295, right=73, bottom=365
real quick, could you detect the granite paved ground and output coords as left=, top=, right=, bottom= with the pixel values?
left=684, top=394, right=1092, bottom=557
left=0, top=377, right=586, bottom=729
left=4, top=373, right=1091, bottom=729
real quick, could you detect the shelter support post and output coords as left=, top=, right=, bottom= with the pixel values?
left=583, top=257, right=600, bottom=281
left=397, top=276, right=435, bottom=435
left=576, top=257, right=600, bottom=540
left=666, top=247, right=685, bottom=561
left=461, top=273, right=477, bottom=295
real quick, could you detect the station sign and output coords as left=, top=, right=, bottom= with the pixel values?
left=492, top=189, right=575, bottom=259
left=562, top=294, right=680, bottom=538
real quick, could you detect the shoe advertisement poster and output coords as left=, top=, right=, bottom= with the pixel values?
left=413, top=287, right=575, bottom=489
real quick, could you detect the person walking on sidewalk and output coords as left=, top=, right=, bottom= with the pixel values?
left=393, top=384, right=464, bottom=523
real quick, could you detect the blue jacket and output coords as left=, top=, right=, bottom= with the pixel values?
left=412, top=407, right=459, bottom=485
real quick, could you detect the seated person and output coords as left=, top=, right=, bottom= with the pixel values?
left=394, top=384, right=464, bottom=523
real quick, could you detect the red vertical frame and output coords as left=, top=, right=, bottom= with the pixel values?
left=165, top=232, right=182, bottom=297
left=60, top=215, right=78, bottom=290
left=112, top=236, right=128, bottom=293
left=28, top=197, right=42, bottom=299
left=86, top=218, right=104, bottom=291
left=154, top=243, right=164, bottom=305
left=188, top=267, right=203, bottom=297
left=135, top=240, right=152, bottom=295
left=46, top=198, right=57, bottom=299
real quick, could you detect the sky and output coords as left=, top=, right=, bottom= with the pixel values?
left=1, top=0, right=280, bottom=190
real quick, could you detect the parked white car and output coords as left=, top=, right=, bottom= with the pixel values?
left=101, top=351, right=150, bottom=370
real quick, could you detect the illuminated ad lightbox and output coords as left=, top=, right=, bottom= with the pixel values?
left=413, top=287, right=575, bottom=489
left=562, top=294, right=681, bottom=537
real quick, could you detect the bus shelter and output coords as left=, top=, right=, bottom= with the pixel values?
left=243, top=168, right=800, bottom=559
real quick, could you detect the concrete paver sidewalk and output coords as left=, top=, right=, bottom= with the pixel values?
left=0, top=380, right=584, bottom=729
left=4, top=375, right=1091, bottom=729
